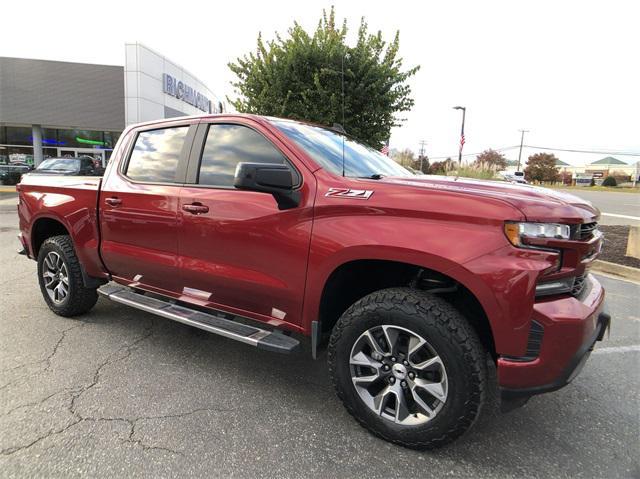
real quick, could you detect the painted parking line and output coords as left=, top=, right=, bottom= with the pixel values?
left=593, top=345, right=640, bottom=354
left=601, top=212, right=640, bottom=221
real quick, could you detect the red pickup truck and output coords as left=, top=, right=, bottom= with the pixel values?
left=17, top=114, right=609, bottom=449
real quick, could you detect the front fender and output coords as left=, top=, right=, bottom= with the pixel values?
left=301, top=210, right=511, bottom=338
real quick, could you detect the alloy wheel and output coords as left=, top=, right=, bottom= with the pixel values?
left=349, top=325, right=448, bottom=426
left=42, top=251, right=69, bottom=304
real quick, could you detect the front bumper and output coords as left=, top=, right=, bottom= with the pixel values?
left=497, top=274, right=609, bottom=410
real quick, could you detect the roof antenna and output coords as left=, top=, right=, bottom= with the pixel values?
left=341, top=50, right=346, bottom=177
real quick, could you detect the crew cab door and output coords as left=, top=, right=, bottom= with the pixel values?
left=99, top=121, right=197, bottom=295
left=177, top=120, right=315, bottom=329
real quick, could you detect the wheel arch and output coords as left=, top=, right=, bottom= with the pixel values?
left=310, top=254, right=498, bottom=360
left=30, top=215, right=106, bottom=289
left=31, top=215, right=71, bottom=257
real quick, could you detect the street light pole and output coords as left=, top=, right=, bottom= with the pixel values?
left=453, top=106, right=466, bottom=166
left=517, top=129, right=529, bottom=172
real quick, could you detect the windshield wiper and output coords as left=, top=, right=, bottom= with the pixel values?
left=358, top=174, right=385, bottom=180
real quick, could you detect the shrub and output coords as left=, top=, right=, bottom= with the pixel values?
left=602, top=176, right=617, bottom=187
left=446, top=166, right=496, bottom=180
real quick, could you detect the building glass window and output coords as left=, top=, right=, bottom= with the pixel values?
left=43, top=148, right=58, bottom=159
left=0, top=126, right=6, bottom=145
left=57, top=129, right=106, bottom=149
left=3, top=146, right=34, bottom=164
left=42, top=128, right=60, bottom=147
left=5, top=126, right=33, bottom=146
left=103, top=131, right=121, bottom=149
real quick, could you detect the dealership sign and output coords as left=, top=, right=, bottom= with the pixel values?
left=162, top=74, right=212, bottom=113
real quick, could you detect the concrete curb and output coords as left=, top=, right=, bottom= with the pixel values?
left=0, top=186, right=17, bottom=192
left=592, top=260, right=640, bottom=283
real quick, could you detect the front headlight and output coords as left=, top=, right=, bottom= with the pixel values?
left=504, top=222, right=571, bottom=248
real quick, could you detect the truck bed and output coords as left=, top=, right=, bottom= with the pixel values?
left=17, top=174, right=106, bottom=280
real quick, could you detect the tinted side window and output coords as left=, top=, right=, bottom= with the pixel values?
left=198, top=124, right=288, bottom=187
left=125, top=127, right=188, bottom=183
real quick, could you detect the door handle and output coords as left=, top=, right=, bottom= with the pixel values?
left=105, top=197, right=122, bottom=207
left=182, top=203, right=209, bottom=214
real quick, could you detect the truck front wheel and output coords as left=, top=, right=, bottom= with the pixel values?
left=37, top=235, right=98, bottom=317
left=328, top=287, right=487, bottom=449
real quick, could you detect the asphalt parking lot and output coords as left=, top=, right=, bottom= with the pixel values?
left=1, top=193, right=639, bottom=478
left=557, top=189, right=640, bottom=226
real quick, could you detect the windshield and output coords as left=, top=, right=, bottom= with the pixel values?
left=272, top=119, right=412, bottom=178
left=36, top=158, right=80, bottom=172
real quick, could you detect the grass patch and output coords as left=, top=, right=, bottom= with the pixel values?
left=434, top=166, right=498, bottom=180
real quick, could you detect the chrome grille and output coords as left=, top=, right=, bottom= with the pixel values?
left=571, top=274, right=587, bottom=297
left=574, top=222, right=598, bottom=241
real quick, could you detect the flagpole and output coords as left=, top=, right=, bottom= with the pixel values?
left=453, top=106, right=466, bottom=166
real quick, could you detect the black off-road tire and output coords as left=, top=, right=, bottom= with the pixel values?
left=37, top=235, right=98, bottom=317
left=328, top=287, right=487, bottom=449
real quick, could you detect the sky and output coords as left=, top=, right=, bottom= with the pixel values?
left=1, top=0, right=638, bottom=167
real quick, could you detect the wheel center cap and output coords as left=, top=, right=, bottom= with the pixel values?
left=391, top=363, right=407, bottom=380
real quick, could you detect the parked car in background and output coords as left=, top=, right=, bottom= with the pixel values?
left=32, top=157, right=104, bottom=176
left=0, top=163, right=32, bottom=185
left=8, top=161, right=34, bottom=169
left=501, top=171, right=528, bottom=184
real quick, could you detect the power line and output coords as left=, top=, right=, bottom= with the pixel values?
left=428, top=145, right=640, bottom=161
left=429, top=146, right=519, bottom=160
left=523, top=145, right=640, bottom=156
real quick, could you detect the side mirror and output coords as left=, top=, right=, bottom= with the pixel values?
left=234, top=162, right=301, bottom=210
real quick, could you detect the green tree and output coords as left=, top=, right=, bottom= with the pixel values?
left=474, top=149, right=508, bottom=171
left=429, top=159, right=453, bottom=174
left=391, top=148, right=415, bottom=167
left=524, top=153, right=560, bottom=183
left=413, top=155, right=430, bottom=174
left=228, top=7, right=419, bottom=147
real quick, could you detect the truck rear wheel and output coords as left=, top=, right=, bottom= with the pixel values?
left=37, top=235, right=98, bottom=317
left=328, top=287, right=486, bottom=449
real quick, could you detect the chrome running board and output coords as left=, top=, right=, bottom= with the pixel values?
left=98, top=284, right=299, bottom=353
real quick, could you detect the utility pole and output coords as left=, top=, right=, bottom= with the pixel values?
left=517, top=129, right=529, bottom=172
left=419, top=140, right=427, bottom=172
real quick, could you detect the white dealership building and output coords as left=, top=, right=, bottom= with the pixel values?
left=0, top=43, right=224, bottom=166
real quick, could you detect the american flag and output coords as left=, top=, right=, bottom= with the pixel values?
left=381, top=141, right=389, bottom=156
left=459, top=133, right=465, bottom=151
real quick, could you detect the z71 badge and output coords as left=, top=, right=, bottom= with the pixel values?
left=325, top=188, right=374, bottom=199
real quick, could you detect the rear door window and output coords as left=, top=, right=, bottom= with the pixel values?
left=125, top=127, right=188, bottom=183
